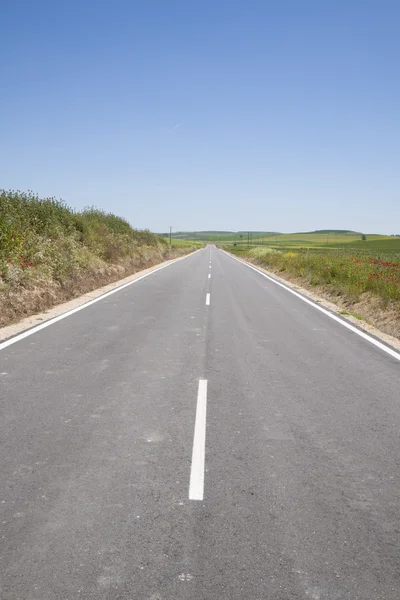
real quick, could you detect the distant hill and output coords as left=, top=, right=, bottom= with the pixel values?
left=160, top=230, right=364, bottom=238
left=299, top=230, right=359, bottom=235
left=160, top=231, right=280, bottom=239
left=174, top=231, right=235, bottom=236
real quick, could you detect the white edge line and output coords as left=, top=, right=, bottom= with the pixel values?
left=206, top=293, right=211, bottom=306
left=0, top=249, right=202, bottom=352
left=189, top=379, right=208, bottom=501
left=221, top=249, right=400, bottom=362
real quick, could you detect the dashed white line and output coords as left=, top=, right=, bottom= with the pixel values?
left=189, top=379, right=208, bottom=501
left=206, top=293, right=211, bottom=305
left=208, top=273, right=211, bottom=279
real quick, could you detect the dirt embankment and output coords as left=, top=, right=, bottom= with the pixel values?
left=1, top=189, right=200, bottom=329
left=0, top=245, right=194, bottom=328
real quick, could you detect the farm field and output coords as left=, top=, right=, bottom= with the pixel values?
left=165, top=230, right=399, bottom=250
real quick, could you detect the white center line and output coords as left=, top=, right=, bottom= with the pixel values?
left=189, top=379, right=208, bottom=501
left=206, top=293, right=210, bottom=305
left=208, top=273, right=211, bottom=279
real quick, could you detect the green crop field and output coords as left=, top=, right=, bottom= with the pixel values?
left=164, top=230, right=399, bottom=251
left=167, top=239, right=205, bottom=248
left=261, top=233, right=389, bottom=247
left=163, top=231, right=278, bottom=244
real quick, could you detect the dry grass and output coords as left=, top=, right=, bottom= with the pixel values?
left=0, top=245, right=192, bottom=327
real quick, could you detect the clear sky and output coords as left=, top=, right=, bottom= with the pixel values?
left=1, top=0, right=400, bottom=234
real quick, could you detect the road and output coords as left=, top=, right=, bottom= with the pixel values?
left=1, top=246, right=399, bottom=599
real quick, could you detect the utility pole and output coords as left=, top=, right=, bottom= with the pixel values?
left=169, top=226, right=172, bottom=247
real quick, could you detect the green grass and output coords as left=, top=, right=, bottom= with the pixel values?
left=162, top=238, right=205, bottom=248
left=264, top=233, right=390, bottom=246
left=340, top=238, right=400, bottom=251
left=166, top=230, right=398, bottom=250
left=166, top=231, right=278, bottom=244
left=339, top=310, right=364, bottom=320
left=228, top=245, right=400, bottom=304
left=0, top=189, right=168, bottom=288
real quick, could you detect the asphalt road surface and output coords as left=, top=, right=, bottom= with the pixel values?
left=1, top=246, right=400, bottom=600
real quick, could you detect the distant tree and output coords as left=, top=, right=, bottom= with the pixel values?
left=361, top=234, right=367, bottom=241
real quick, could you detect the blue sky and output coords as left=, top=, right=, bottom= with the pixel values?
left=2, top=0, right=400, bottom=233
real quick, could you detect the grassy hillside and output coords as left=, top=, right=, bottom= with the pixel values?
left=0, top=190, right=198, bottom=326
left=305, top=229, right=358, bottom=234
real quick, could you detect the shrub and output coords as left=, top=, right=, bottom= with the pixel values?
left=0, top=189, right=165, bottom=285
left=248, top=247, right=282, bottom=259
left=237, top=245, right=400, bottom=304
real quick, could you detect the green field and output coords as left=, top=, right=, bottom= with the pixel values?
left=164, top=230, right=400, bottom=252
left=168, top=239, right=205, bottom=248
left=164, top=231, right=278, bottom=244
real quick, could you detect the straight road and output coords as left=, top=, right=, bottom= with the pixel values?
left=1, top=246, right=399, bottom=599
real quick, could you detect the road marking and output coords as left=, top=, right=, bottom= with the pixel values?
left=209, top=265, right=211, bottom=269
left=206, top=293, right=211, bottom=305
left=208, top=273, right=211, bottom=279
left=189, top=379, right=208, bottom=500
left=0, top=250, right=202, bottom=352
left=222, top=250, right=400, bottom=362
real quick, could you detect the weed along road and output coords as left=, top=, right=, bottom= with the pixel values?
left=1, top=245, right=400, bottom=599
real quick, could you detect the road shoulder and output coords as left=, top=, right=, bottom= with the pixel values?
left=0, top=252, right=198, bottom=343
left=222, top=250, right=400, bottom=353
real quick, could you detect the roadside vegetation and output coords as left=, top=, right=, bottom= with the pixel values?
left=162, top=238, right=205, bottom=249
left=0, top=190, right=199, bottom=327
left=243, top=246, right=400, bottom=302
left=227, top=245, right=400, bottom=339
